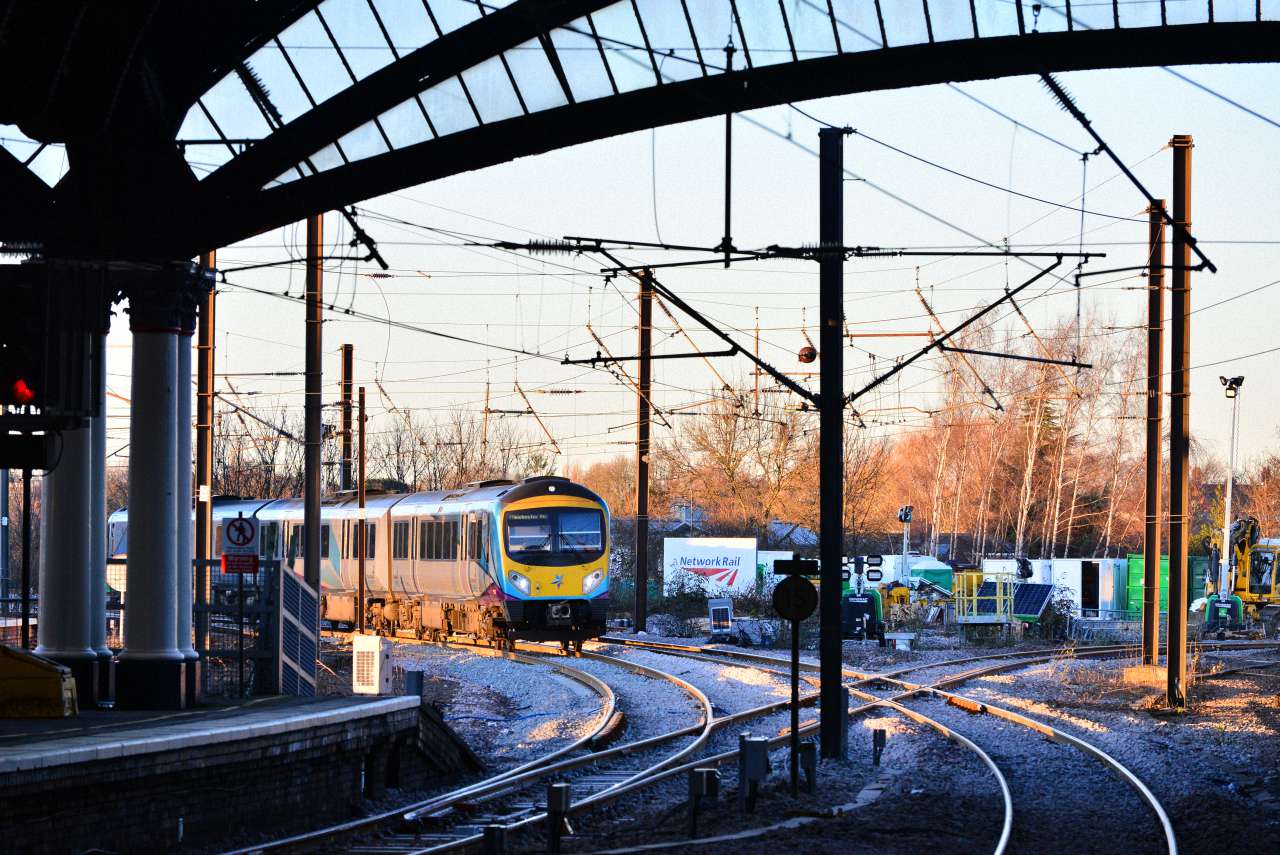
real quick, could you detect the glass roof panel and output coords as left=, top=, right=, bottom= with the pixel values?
left=202, top=74, right=275, bottom=139
left=684, top=0, right=736, bottom=64
left=784, top=0, right=839, bottom=58
left=633, top=0, right=704, bottom=82
left=1068, top=1, right=1116, bottom=31
left=428, top=0, right=483, bottom=34
left=459, top=55, right=525, bottom=123
left=369, top=0, right=438, bottom=52
left=828, top=1, right=887, bottom=50
left=278, top=13, right=353, bottom=104
left=736, top=0, right=794, bottom=65
left=1264, top=1, right=1280, bottom=22
left=377, top=98, right=435, bottom=148
left=245, top=48, right=317, bottom=123
left=1212, top=0, right=1259, bottom=22
left=1023, top=1, right=1068, bottom=34
left=316, top=0, right=396, bottom=79
left=972, top=0, right=1020, bottom=37
left=334, top=120, right=390, bottom=162
left=0, top=124, right=42, bottom=163
left=309, top=142, right=346, bottom=172
left=925, top=0, right=977, bottom=41
left=420, top=75, right=480, bottom=135
left=1116, top=0, right=1162, bottom=29
left=1164, top=1, right=1210, bottom=25
left=502, top=40, right=570, bottom=112
left=591, top=4, right=660, bottom=93
left=26, top=144, right=70, bottom=187
left=175, top=108, right=237, bottom=173
left=879, top=0, right=931, bottom=46
left=548, top=19, right=616, bottom=101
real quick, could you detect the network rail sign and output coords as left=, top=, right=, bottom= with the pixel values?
left=663, top=537, right=757, bottom=595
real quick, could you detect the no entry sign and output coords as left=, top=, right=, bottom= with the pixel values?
left=221, top=514, right=260, bottom=574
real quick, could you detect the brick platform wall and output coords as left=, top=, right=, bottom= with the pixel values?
left=0, top=701, right=473, bottom=853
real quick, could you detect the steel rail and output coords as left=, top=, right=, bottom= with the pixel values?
left=222, top=641, right=617, bottom=855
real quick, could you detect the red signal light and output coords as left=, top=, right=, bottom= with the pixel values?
left=9, top=378, right=36, bottom=405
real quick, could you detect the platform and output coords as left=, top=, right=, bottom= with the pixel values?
left=0, top=693, right=477, bottom=854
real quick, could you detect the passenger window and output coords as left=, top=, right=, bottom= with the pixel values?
left=320, top=525, right=330, bottom=559
left=366, top=523, right=376, bottom=560
left=393, top=521, right=410, bottom=560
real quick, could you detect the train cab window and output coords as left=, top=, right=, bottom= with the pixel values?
left=505, top=508, right=604, bottom=566
left=558, top=509, right=604, bottom=552
left=393, top=521, right=411, bottom=560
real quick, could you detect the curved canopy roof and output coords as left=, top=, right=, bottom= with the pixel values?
left=1, top=1, right=1276, bottom=259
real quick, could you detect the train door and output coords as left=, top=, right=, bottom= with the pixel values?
left=391, top=519, right=413, bottom=594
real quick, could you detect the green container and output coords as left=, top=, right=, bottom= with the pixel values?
left=1125, top=554, right=1208, bottom=620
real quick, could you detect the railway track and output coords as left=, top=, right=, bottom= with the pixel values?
left=590, top=636, right=1280, bottom=855
left=232, top=635, right=1278, bottom=855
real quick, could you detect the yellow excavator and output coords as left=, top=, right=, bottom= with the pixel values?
left=1203, top=516, right=1280, bottom=638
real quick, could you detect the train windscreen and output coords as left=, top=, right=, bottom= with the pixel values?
left=505, top=507, right=605, bottom=566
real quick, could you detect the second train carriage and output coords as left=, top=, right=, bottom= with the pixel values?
left=106, top=475, right=610, bottom=648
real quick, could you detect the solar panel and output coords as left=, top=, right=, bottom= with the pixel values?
left=1013, top=583, right=1055, bottom=618
left=973, top=582, right=1054, bottom=618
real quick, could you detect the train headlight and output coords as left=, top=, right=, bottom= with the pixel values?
left=582, top=569, right=604, bottom=595
left=508, top=571, right=531, bottom=595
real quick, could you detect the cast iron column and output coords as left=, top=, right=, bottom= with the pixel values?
left=35, top=423, right=98, bottom=700
left=176, top=297, right=199, bottom=703
left=818, top=127, right=847, bottom=758
left=91, top=328, right=112, bottom=692
left=1143, top=202, right=1165, bottom=666
left=634, top=270, right=652, bottom=634
left=117, top=269, right=187, bottom=708
left=1167, top=136, right=1193, bottom=710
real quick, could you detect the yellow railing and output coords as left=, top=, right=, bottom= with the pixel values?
left=954, top=571, right=1015, bottom=623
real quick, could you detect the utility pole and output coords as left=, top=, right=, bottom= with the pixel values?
left=195, top=251, right=215, bottom=655
left=634, top=270, right=653, bottom=634
left=340, top=343, right=354, bottom=492
left=1167, top=136, right=1193, bottom=710
left=1143, top=204, right=1164, bottom=667
left=753, top=310, right=760, bottom=416
left=357, top=385, right=367, bottom=634
left=719, top=43, right=735, bottom=267
left=818, top=127, right=848, bottom=758
left=304, top=214, right=323, bottom=593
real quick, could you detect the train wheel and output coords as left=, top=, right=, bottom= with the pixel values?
left=561, top=640, right=572, bottom=655
left=573, top=639, right=584, bottom=654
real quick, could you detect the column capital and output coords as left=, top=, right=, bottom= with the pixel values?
left=125, top=263, right=213, bottom=335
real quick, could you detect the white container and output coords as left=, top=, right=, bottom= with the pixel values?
left=352, top=634, right=393, bottom=695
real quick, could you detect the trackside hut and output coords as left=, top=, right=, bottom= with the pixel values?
left=663, top=538, right=757, bottom=595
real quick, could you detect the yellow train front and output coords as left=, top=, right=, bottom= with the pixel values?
left=333, top=475, right=611, bottom=649
left=492, top=476, right=610, bottom=647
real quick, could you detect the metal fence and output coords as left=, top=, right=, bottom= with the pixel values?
left=106, top=558, right=283, bottom=698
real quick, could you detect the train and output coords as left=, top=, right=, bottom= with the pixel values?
left=107, top=475, right=611, bottom=650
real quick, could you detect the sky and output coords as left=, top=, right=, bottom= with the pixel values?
left=93, top=58, right=1280, bottom=477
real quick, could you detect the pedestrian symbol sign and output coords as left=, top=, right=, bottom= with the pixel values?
left=221, top=514, right=260, bottom=574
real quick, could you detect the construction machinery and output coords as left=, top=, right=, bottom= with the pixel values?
left=1203, top=516, right=1280, bottom=637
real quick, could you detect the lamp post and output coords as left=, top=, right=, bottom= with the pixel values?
left=1218, top=375, right=1244, bottom=605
